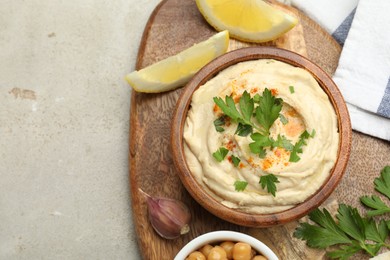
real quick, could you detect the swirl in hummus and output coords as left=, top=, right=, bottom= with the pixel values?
left=183, top=59, right=339, bottom=214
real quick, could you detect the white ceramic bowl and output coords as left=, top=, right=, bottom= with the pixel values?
left=174, top=231, right=279, bottom=260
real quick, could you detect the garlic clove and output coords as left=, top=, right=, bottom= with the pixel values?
left=140, top=189, right=191, bottom=239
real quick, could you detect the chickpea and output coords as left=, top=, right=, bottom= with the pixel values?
left=252, top=256, right=267, bottom=260
left=207, top=246, right=228, bottom=260
left=186, top=251, right=206, bottom=260
left=232, top=242, right=252, bottom=260
left=200, top=244, right=214, bottom=257
left=219, top=241, right=235, bottom=259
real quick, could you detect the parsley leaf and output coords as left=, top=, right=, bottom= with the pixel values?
left=337, top=204, right=365, bottom=242
left=239, top=91, right=254, bottom=122
left=311, top=129, right=316, bottom=138
left=253, top=93, right=261, bottom=103
left=289, top=130, right=313, bottom=162
left=234, top=180, right=248, bottom=191
left=213, top=116, right=225, bottom=132
left=289, top=85, right=295, bottom=94
left=374, top=166, right=390, bottom=199
left=360, top=195, right=390, bottom=217
left=249, top=133, right=293, bottom=159
left=259, top=174, right=279, bottom=197
left=249, top=133, right=273, bottom=158
left=361, top=166, right=390, bottom=217
left=235, top=123, right=253, bottom=137
left=300, top=130, right=311, bottom=139
left=326, top=243, right=362, bottom=260
left=213, top=91, right=258, bottom=133
left=250, top=132, right=273, bottom=144
left=378, top=219, right=389, bottom=242
left=257, top=149, right=267, bottom=159
left=231, top=155, right=241, bottom=167
left=364, top=218, right=388, bottom=244
left=255, top=88, right=282, bottom=135
left=213, top=96, right=242, bottom=123
left=212, top=147, right=229, bottom=162
left=289, top=148, right=302, bottom=163
left=272, top=134, right=294, bottom=151
left=279, top=114, right=289, bottom=125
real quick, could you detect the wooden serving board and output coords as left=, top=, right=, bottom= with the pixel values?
left=129, top=0, right=390, bottom=259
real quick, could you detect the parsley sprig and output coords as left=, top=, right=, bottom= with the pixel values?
left=213, top=91, right=256, bottom=135
left=361, top=166, right=390, bottom=216
left=212, top=147, right=229, bottom=162
left=289, top=130, right=315, bottom=162
left=260, top=174, right=279, bottom=197
left=234, top=180, right=248, bottom=192
left=249, top=133, right=273, bottom=159
left=231, top=155, right=241, bottom=167
left=213, top=89, right=282, bottom=136
left=294, top=166, right=390, bottom=259
left=213, top=116, right=226, bottom=132
left=254, top=88, right=283, bottom=136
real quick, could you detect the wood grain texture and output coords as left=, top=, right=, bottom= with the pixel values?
left=130, top=0, right=390, bottom=259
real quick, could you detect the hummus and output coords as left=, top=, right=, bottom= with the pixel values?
left=183, top=59, right=339, bottom=214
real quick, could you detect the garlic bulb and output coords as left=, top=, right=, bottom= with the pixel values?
left=140, top=189, right=191, bottom=239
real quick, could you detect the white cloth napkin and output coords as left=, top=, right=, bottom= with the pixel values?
left=291, top=0, right=390, bottom=141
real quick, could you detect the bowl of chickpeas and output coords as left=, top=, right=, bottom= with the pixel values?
left=174, top=231, right=278, bottom=260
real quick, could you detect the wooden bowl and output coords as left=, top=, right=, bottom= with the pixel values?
left=171, top=46, right=352, bottom=227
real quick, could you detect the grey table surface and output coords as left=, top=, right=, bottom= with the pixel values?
left=0, top=0, right=159, bottom=259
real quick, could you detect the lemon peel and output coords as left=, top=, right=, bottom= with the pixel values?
left=195, top=0, right=298, bottom=43
left=125, top=30, right=229, bottom=93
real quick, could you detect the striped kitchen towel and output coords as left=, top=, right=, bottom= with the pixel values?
left=291, top=0, right=390, bottom=141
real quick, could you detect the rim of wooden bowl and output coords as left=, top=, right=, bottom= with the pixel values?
left=171, top=46, right=352, bottom=228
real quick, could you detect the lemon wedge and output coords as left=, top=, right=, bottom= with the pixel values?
left=195, top=0, right=298, bottom=43
left=126, top=30, right=229, bottom=93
